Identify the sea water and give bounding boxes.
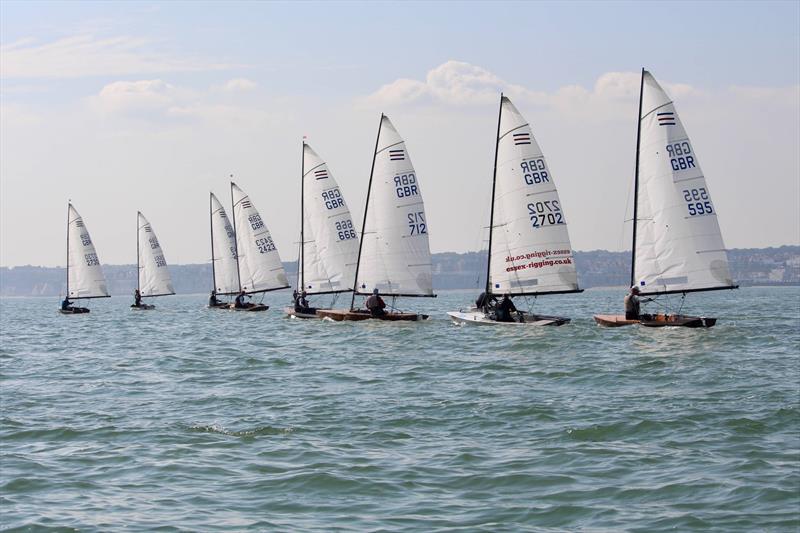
[1,287,798,531]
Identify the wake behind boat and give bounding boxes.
[60,203,110,314]
[317,114,436,322]
[447,95,581,327]
[592,69,737,328]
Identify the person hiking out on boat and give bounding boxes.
[475,291,498,313]
[234,290,250,309]
[624,286,653,320]
[365,288,386,317]
[294,290,316,314]
[133,289,142,308]
[61,296,73,312]
[496,294,518,322]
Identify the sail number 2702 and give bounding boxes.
[528,200,564,228]
[682,188,714,217]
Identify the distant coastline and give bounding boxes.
[1,246,798,297]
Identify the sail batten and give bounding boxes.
[67,204,109,299]
[137,212,174,297]
[231,183,289,294]
[632,70,734,295]
[354,115,435,297]
[487,96,580,295]
[298,143,359,294]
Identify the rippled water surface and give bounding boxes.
[1,287,798,531]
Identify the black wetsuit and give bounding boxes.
[496,297,517,322]
[365,294,386,317]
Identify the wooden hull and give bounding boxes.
[229,304,269,312]
[316,309,427,322]
[594,314,717,328]
[59,307,90,314]
[447,310,570,326]
[283,307,322,319]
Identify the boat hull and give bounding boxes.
[229,304,269,312]
[283,307,322,319]
[59,307,90,314]
[593,314,717,328]
[316,309,427,321]
[447,310,570,326]
[131,304,156,310]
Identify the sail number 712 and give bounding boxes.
[408,212,427,235]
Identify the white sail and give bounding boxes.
[299,143,359,294]
[137,212,174,297]
[488,96,579,295]
[67,204,109,298]
[634,71,734,294]
[231,183,289,293]
[210,192,240,295]
[356,116,434,296]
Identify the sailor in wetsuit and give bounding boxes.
[133,289,142,308]
[234,290,250,309]
[293,290,316,314]
[209,290,220,307]
[495,294,518,322]
[475,291,498,313]
[61,296,73,312]
[624,286,652,319]
[365,288,386,317]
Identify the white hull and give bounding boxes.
[283,307,321,319]
[447,310,569,327]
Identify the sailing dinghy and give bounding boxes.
[227,181,290,311]
[208,192,241,308]
[447,95,582,326]
[284,142,359,319]
[60,203,110,314]
[316,115,435,321]
[593,69,737,328]
[131,212,174,310]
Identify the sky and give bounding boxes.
[1,0,798,267]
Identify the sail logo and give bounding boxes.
[314,169,329,180]
[75,220,85,228]
[513,132,531,145]
[144,226,152,233]
[241,200,253,209]
[657,112,676,126]
[389,149,405,161]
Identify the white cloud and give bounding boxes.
[0,35,235,79]
[363,61,698,115]
[222,78,257,91]
[91,79,177,114]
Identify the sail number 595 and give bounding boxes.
[682,188,713,217]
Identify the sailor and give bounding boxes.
[234,290,249,309]
[133,289,142,308]
[495,293,517,322]
[475,291,498,313]
[209,290,220,307]
[294,290,316,314]
[365,288,386,318]
[61,296,73,312]
[624,286,651,319]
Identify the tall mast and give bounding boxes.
[66,203,70,298]
[630,68,645,288]
[300,139,306,292]
[136,212,141,293]
[485,94,504,296]
[230,178,242,292]
[209,193,217,292]
[350,114,383,311]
